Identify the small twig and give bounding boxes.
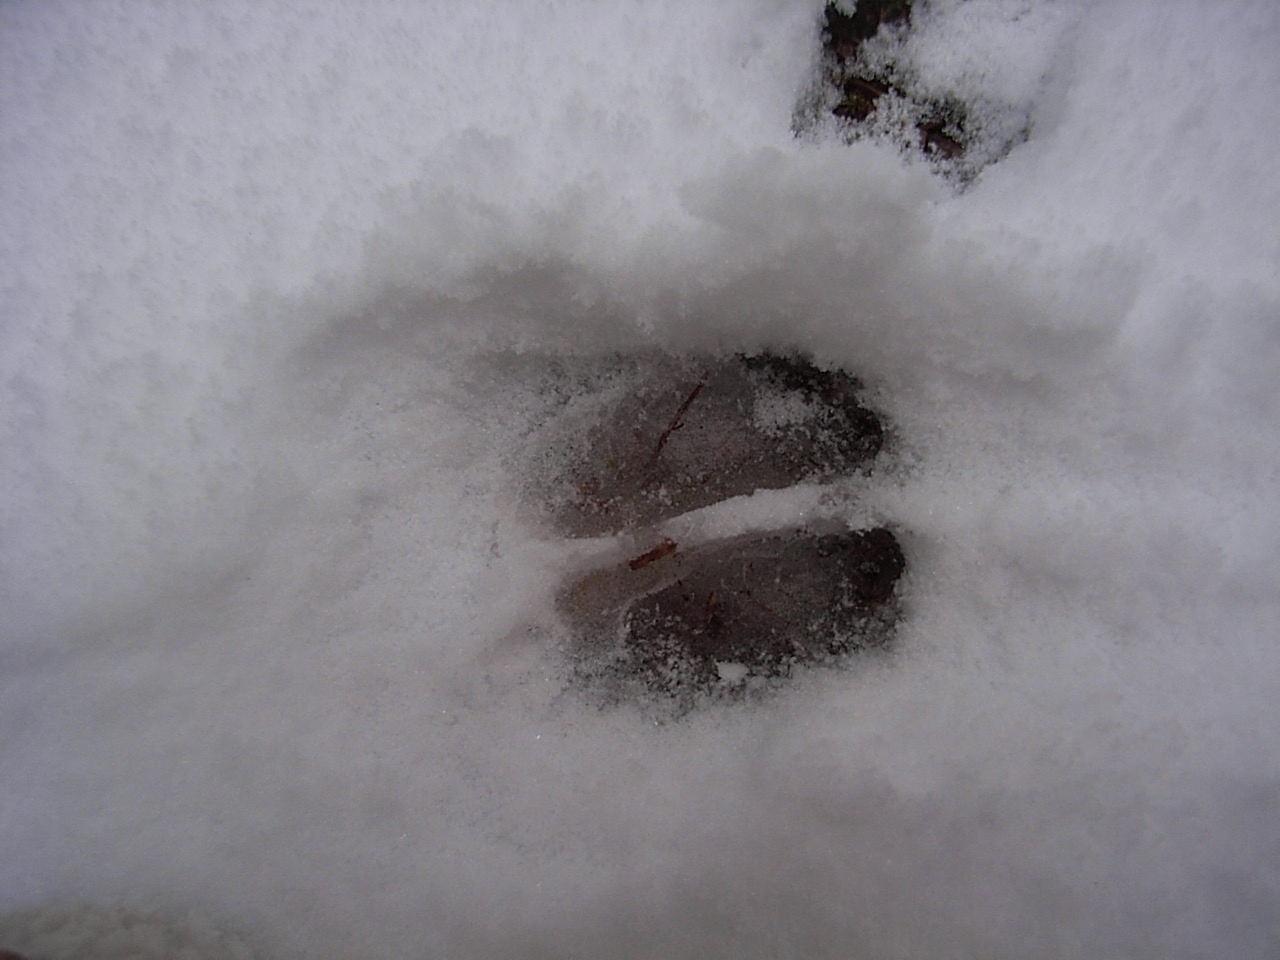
[647,382,703,466]
[629,538,678,571]
[704,590,718,624]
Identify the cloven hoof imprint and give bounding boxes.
[524,351,906,714]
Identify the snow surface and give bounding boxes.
[2,1,1278,958]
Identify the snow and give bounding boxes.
[2,1,1278,958]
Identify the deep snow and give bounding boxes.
[2,2,1278,958]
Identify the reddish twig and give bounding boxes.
[629,538,678,571]
[647,382,703,466]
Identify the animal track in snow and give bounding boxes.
[522,351,906,715]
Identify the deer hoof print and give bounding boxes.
[522,351,906,715]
